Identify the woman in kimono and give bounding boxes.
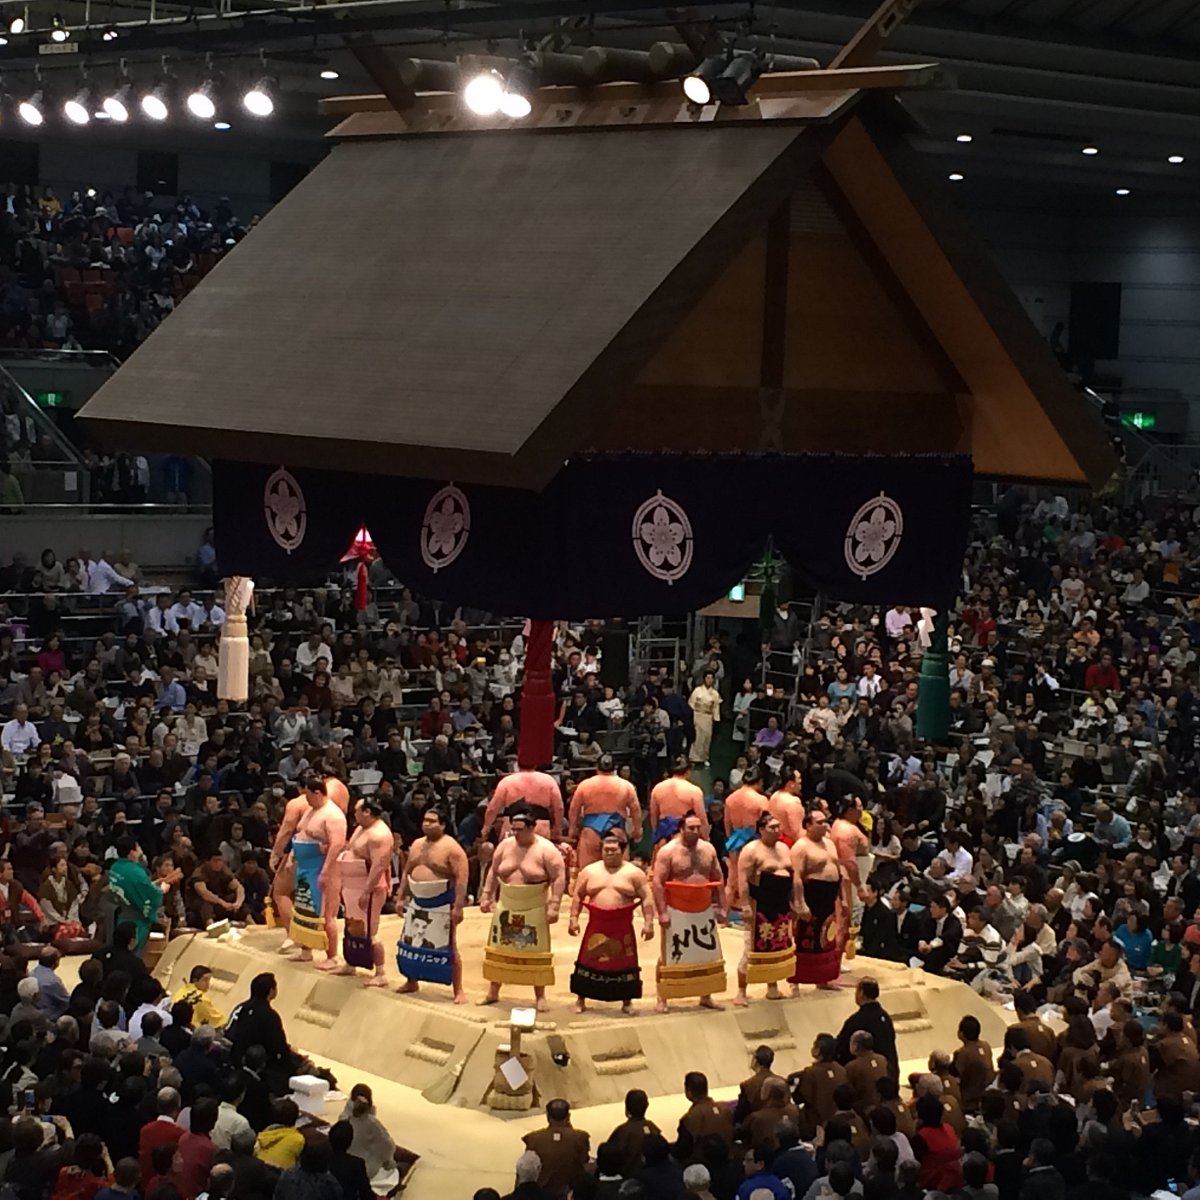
[688,671,721,767]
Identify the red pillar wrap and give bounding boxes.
[518,619,556,770]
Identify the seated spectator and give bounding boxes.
[255,1099,305,1171]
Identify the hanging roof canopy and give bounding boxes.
[80,70,1114,491]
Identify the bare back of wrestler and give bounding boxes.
[651,814,726,1013]
[768,775,805,846]
[397,808,469,1002]
[269,794,310,953]
[649,766,707,861]
[297,786,348,970]
[570,764,642,870]
[340,798,396,986]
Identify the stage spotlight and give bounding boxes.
[141,82,169,120]
[956,133,973,143]
[499,63,532,119]
[102,25,118,41]
[711,52,763,106]
[242,76,275,117]
[1168,154,1185,164]
[682,55,725,105]
[18,90,44,125]
[187,79,217,119]
[463,69,503,116]
[1081,146,1099,156]
[50,14,68,41]
[9,14,24,34]
[319,69,339,81]
[214,120,231,130]
[63,86,91,124]
[103,83,131,122]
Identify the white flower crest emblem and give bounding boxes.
[844,492,904,580]
[632,490,693,584]
[420,484,471,572]
[263,467,306,554]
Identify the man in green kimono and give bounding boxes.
[107,835,164,949]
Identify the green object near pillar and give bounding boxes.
[915,608,950,742]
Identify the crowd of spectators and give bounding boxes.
[0,484,1199,1199]
[1,183,254,359]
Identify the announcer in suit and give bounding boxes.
[913,894,962,976]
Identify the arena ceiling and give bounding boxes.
[1,0,1198,201]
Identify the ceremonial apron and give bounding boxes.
[337,854,376,969]
[397,878,456,985]
[745,872,795,985]
[656,880,726,1000]
[790,877,841,985]
[289,839,327,950]
[569,902,642,1002]
[483,881,555,987]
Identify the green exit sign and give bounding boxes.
[1121,410,1156,431]
[35,391,66,408]
[728,583,746,602]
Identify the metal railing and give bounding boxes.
[1123,443,1200,499]
[0,362,84,467]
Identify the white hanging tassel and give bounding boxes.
[217,575,255,702]
[916,606,938,650]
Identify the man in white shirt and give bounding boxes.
[884,606,911,640]
[1121,569,1150,607]
[937,831,974,887]
[857,664,882,700]
[948,654,974,694]
[145,594,177,638]
[295,633,332,677]
[84,552,135,595]
[168,589,207,630]
[1,702,40,761]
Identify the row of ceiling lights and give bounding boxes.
[460,49,767,119]
[7,59,340,127]
[945,132,1187,195]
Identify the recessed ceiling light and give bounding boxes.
[955,133,972,143]
[1082,146,1099,155]
[214,120,231,130]
[1115,187,1131,196]
[1168,154,1185,164]
[948,172,964,182]
[319,69,339,80]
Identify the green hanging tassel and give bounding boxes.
[915,607,950,742]
[758,544,776,635]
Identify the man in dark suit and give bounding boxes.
[915,895,962,976]
[859,881,900,961]
[835,977,898,1077]
[1166,853,1200,916]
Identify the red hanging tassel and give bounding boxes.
[340,526,377,613]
